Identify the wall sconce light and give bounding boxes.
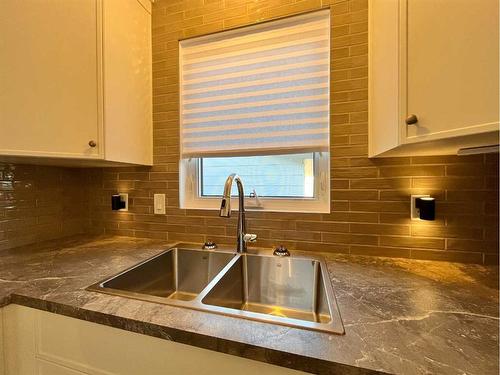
[416,197,435,220]
[112,193,128,211]
[411,195,435,221]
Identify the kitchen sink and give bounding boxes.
[87,244,344,334]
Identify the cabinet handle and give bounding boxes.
[88,140,97,148]
[406,114,418,125]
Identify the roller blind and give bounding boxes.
[179,9,330,158]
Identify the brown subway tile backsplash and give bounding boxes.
[0,164,88,250]
[82,0,497,264]
[0,0,497,264]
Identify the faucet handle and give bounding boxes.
[202,240,217,250]
[243,233,257,243]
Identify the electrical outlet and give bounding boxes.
[154,194,166,215]
[411,194,430,220]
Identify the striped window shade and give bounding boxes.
[179,9,330,158]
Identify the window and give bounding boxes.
[179,10,330,213]
[201,153,314,198]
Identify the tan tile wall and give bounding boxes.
[85,0,498,264]
[0,164,89,251]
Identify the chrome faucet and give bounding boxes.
[219,173,257,253]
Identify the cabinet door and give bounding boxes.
[4,305,303,375]
[103,0,153,165]
[405,0,499,143]
[0,308,4,375]
[0,0,102,159]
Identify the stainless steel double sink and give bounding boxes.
[87,244,344,334]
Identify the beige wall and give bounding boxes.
[0,164,88,251]
[1,0,498,264]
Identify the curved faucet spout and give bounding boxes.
[219,173,256,252]
[219,173,244,217]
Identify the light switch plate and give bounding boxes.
[411,194,430,220]
[154,194,166,215]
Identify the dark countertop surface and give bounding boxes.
[0,235,498,375]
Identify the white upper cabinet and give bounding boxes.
[369,0,499,157]
[0,0,153,166]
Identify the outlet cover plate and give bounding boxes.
[411,194,430,220]
[154,193,166,215]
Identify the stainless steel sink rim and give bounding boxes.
[87,243,345,335]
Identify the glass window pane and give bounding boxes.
[200,153,314,198]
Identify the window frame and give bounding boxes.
[179,152,330,213]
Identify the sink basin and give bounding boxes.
[202,254,332,324]
[89,247,235,303]
[88,244,344,334]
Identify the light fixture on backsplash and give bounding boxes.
[411,195,436,221]
[416,197,436,221]
[111,194,128,212]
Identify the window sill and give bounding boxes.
[181,197,330,214]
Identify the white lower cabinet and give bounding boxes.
[1,305,303,375]
[0,308,4,375]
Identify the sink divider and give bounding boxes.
[195,253,242,304]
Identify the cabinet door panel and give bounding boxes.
[4,305,304,375]
[406,0,499,142]
[0,0,101,158]
[0,308,4,375]
[103,0,153,165]
[37,360,86,375]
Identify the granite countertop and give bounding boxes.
[0,235,498,375]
